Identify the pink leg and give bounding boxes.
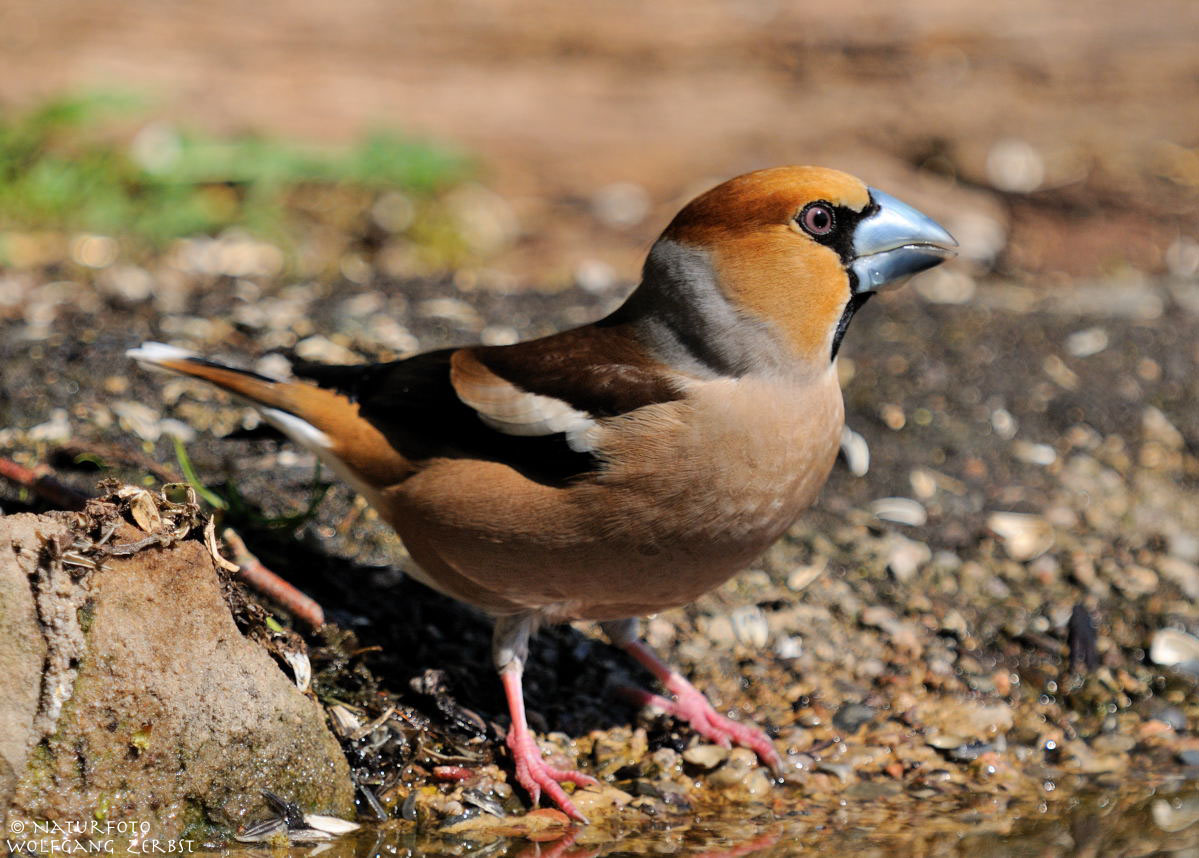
[501,667,598,822]
[619,639,783,772]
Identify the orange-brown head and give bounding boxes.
[626,166,955,375]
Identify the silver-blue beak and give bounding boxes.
[850,188,957,293]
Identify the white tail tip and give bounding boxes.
[126,341,199,366]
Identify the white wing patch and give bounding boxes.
[450,351,598,452]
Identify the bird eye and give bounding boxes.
[799,203,835,236]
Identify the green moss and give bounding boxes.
[178,797,227,843]
[77,600,96,634]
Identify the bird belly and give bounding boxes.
[387,371,844,621]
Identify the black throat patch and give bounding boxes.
[831,291,872,361]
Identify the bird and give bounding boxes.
[128,165,956,821]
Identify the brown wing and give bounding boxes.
[470,322,683,418]
[295,322,686,487]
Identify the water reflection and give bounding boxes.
[215,782,1199,858]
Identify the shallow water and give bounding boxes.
[184,781,1199,857]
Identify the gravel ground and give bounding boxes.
[2,232,1199,854]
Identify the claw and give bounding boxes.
[506,727,596,822]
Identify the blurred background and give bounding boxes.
[1,0,1196,287]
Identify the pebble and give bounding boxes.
[917,700,1013,741]
[1165,237,1199,279]
[986,138,1044,193]
[1158,557,1199,601]
[98,264,154,303]
[774,636,803,659]
[909,468,938,500]
[682,745,729,770]
[27,409,72,443]
[370,191,416,233]
[444,184,519,255]
[786,561,825,592]
[111,400,165,442]
[591,182,650,228]
[1011,440,1057,466]
[1149,629,1199,670]
[832,703,876,735]
[70,234,119,269]
[1142,407,1185,450]
[844,781,902,800]
[816,762,853,783]
[926,734,968,751]
[946,210,1007,267]
[1042,355,1080,390]
[991,408,1018,440]
[295,335,361,365]
[1065,326,1109,357]
[1153,797,1199,833]
[567,784,634,815]
[706,748,758,789]
[987,512,1054,561]
[839,425,870,476]
[480,325,520,346]
[1092,734,1136,755]
[870,497,928,527]
[886,534,932,582]
[417,297,484,331]
[729,605,770,649]
[575,259,621,294]
[913,268,976,304]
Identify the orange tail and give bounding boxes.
[127,343,410,491]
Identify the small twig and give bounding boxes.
[102,532,177,556]
[222,528,326,630]
[0,455,90,510]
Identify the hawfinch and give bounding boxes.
[129,166,956,821]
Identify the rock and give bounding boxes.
[1166,237,1199,279]
[914,699,1013,743]
[844,781,902,800]
[1143,406,1185,450]
[729,605,770,648]
[913,268,976,305]
[870,497,928,527]
[987,512,1054,561]
[833,703,876,735]
[1154,796,1199,833]
[886,534,931,582]
[786,561,826,592]
[1011,441,1057,466]
[986,138,1044,193]
[1159,557,1199,600]
[839,425,870,477]
[683,745,729,770]
[0,517,53,805]
[1091,733,1136,755]
[1150,629,1199,672]
[568,784,634,816]
[1065,327,1109,358]
[1,511,354,838]
[706,748,759,790]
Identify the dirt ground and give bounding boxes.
[2,2,1199,855]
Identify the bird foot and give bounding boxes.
[506,726,598,822]
[619,682,783,772]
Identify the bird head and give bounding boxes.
[634,166,956,375]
